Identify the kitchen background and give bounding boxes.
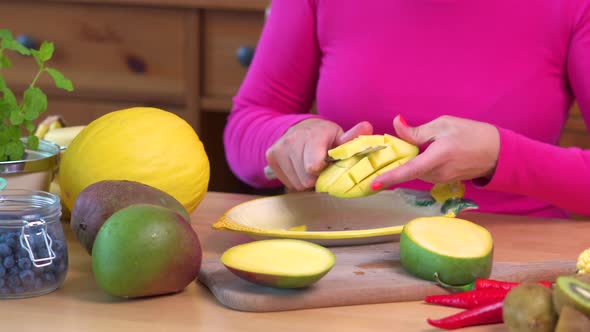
[1,0,588,195]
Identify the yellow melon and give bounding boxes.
[59,107,210,213]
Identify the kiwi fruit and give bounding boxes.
[503,282,557,332]
[553,276,590,317]
[555,305,590,332]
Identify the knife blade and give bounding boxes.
[263,145,386,180]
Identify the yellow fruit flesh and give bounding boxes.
[327,135,385,160]
[384,134,420,157]
[405,217,493,257]
[221,240,335,276]
[315,155,363,192]
[345,156,412,197]
[317,134,418,198]
[348,157,375,183]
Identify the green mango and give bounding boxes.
[92,204,202,298]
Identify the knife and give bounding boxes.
[263,145,386,180]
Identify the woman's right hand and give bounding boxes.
[265,118,374,191]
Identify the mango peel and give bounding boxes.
[316,134,419,198]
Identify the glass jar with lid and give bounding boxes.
[0,189,68,298]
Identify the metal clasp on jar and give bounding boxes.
[19,219,56,268]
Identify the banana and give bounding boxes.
[34,115,66,139]
[44,126,86,149]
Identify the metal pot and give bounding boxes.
[0,139,60,191]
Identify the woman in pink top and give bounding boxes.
[223,0,590,218]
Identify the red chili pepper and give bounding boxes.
[433,273,553,292]
[426,300,504,330]
[475,279,552,291]
[424,289,509,309]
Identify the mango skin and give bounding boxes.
[224,266,332,289]
[71,180,190,255]
[92,204,202,298]
[399,219,493,285]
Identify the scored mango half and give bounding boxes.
[316,134,419,198]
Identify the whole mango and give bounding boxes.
[92,204,202,298]
[71,180,191,254]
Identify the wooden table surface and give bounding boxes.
[1,191,589,332]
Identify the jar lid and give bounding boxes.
[0,190,61,225]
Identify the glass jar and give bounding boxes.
[0,190,67,298]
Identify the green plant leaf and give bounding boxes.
[23,119,35,133]
[10,110,24,125]
[0,101,11,119]
[38,41,54,62]
[1,39,31,56]
[0,29,14,41]
[1,86,18,109]
[45,68,74,91]
[27,134,39,150]
[0,53,10,69]
[22,86,47,120]
[5,140,25,161]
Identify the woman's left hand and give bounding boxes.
[371,115,500,190]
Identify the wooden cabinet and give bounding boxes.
[0,0,271,194]
[1,0,589,195]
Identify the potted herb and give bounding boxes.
[0,29,73,191]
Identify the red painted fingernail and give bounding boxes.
[398,115,409,127]
[371,182,383,191]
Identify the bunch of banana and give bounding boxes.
[35,116,86,220]
[35,115,86,150]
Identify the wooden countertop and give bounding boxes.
[2,191,589,332]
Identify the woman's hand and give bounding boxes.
[371,115,500,190]
[266,118,373,191]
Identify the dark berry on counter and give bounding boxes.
[42,272,55,283]
[5,238,17,251]
[12,286,24,293]
[0,243,11,257]
[3,256,14,269]
[7,274,20,288]
[0,288,9,295]
[19,270,35,288]
[18,257,32,270]
[53,240,66,253]
[0,265,5,278]
[8,267,19,276]
[34,278,42,290]
[16,248,29,259]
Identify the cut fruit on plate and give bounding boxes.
[221,239,336,288]
[212,189,477,246]
[400,216,494,285]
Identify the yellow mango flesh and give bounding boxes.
[317,134,418,198]
[221,239,335,288]
[327,135,385,160]
[315,155,363,192]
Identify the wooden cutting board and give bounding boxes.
[198,241,577,312]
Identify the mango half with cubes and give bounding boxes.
[316,134,419,198]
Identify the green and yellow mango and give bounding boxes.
[316,134,419,198]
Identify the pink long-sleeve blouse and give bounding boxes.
[223,0,590,218]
